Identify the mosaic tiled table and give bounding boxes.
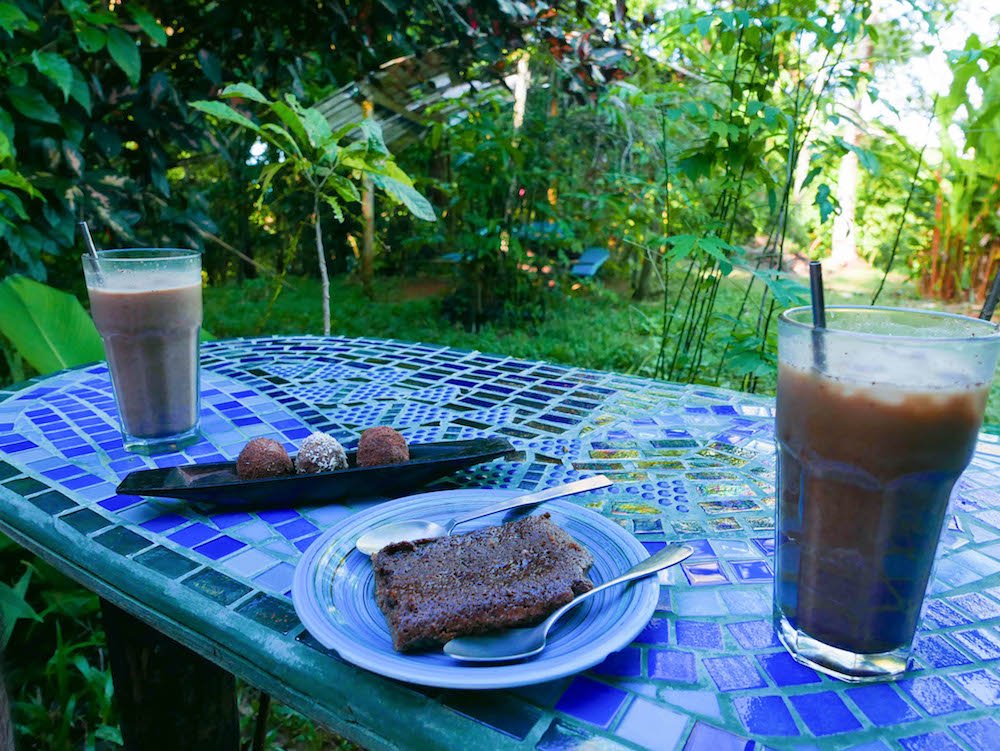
[1,335,1000,751]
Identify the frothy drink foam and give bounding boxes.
[88,271,201,438]
[775,362,987,653]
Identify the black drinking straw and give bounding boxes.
[809,261,827,371]
[980,268,1000,321]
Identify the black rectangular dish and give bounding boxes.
[116,437,515,508]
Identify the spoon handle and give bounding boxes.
[541,543,694,636]
[450,475,612,528]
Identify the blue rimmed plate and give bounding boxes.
[292,488,658,689]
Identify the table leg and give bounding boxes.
[101,600,240,751]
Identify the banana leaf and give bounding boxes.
[0,274,104,375]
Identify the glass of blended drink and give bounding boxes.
[82,249,203,455]
[774,306,1000,682]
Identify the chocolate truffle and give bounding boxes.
[357,426,409,467]
[296,431,349,474]
[236,437,294,480]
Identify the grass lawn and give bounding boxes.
[205,265,1000,424]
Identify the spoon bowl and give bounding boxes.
[356,519,450,552]
[354,475,611,556]
[443,543,693,662]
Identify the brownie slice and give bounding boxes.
[372,513,594,652]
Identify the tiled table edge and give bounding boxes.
[3,339,998,749]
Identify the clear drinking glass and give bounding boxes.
[774,305,1000,681]
[82,249,203,455]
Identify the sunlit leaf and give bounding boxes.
[0,169,39,197]
[370,173,436,221]
[0,275,105,373]
[190,100,260,132]
[270,101,310,149]
[220,82,268,104]
[328,174,360,204]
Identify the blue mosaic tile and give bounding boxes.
[897,732,964,751]
[141,513,188,533]
[951,628,1000,660]
[703,656,766,691]
[845,684,920,726]
[258,508,299,525]
[899,676,974,715]
[554,677,628,728]
[210,511,253,529]
[789,692,863,736]
[648,650,697,683]
[636,617,670,645]
[592,648,642,677]
[255,562,296,593]
[682,561,730,586]
[727,620,781,649]
[235,593,300,633]
[914,634,974,668]
[951,669,1000,705]
[756,652,821,686]
[442,691,541,741]
[924,599,972,628]
[535,719,632,751]
[675,621,722,649]
[275,517,318,540]
[949,592,1000,620]
[730,560,772,582]
[615,697,689,750]
[194,535,245,560]
[169,523,218,547]
[682,721,753,751]
[732,695,799,736]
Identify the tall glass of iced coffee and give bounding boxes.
[83,249,203,455]
[774,306,1000,681]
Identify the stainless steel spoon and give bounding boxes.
[354,475,612,556]
[443,542,694,662]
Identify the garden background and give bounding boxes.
[0,0,997,747]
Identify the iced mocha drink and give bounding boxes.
[83,249,202,454]
[773,306,1000,681]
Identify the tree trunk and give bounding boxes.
[633,249,662,301]
[361,176,375,299]
[314,195,331,335]
[831,140,859,266]
[239,212,257,280]
[830,32,875,267]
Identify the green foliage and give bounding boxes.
[0,0,203,282]
[918,36,1000,301]
[193,84,435,223]
[191,83,434,332]
[0,275,104,373]
[0,563,41,649]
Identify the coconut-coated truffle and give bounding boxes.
[236,437,294,480]
[296,431,349,474]
[356,426,409,467]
